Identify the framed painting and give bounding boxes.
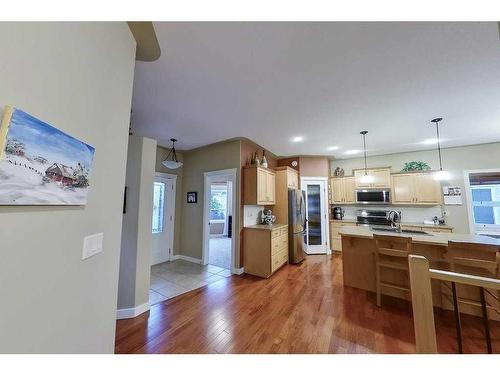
[187,191,197,204]
[0,106,96,205]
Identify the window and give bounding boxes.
[152,182,165,234]
[467,171,500,232]
[210,184,227,221]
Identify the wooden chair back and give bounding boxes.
[447,241,500,279]
[373,234,413,259]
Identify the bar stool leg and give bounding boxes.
[479,287,492,354]
[451,282,463,354]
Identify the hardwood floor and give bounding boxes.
[115,254,499,354]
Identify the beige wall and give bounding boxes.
[300,156,329,177]
[330,142,500,233]
[180,140,241,265]
[118,136,157,311]
[0,23,136,352]
[155,146,183,255]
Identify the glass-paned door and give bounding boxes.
[151,177,175,265]
[302,179,328,254]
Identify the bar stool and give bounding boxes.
[373,234,413,307]
[443,241,500,353]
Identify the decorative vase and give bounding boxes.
[261,208,276,225]
[262,150,268,168]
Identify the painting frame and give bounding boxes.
[187,191,197,204]
[0,105,96,206]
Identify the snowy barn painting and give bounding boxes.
[0,106,95,205]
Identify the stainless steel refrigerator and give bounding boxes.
[288,189,307,264]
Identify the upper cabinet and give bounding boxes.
[273,167,300,223]
[244,166,276,205]
[329,176,355,204]
[391,172,442,205]
[354,168,391,189]
[286,168,299,189]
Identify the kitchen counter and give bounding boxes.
[340,225,500,321]
[339,225,500,247]
[244,223,287,231]
[330,218,453,231]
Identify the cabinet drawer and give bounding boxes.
[279,227,288,236]
[271,229,280,239]
[330,224,342,237]
[271,234,288,254]
[271,248,288,272]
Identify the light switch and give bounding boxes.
[82,233,104,260]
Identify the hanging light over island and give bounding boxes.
[430,118,450,181]
[359,130,374,184]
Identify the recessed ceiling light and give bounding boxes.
[344,149,360,155]
[327,146,339,151]
[291,136,304,143]
[421,138,438,145]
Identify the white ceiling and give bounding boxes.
[131,22,500,159]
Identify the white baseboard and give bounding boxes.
[173,254,202,264]
[232,267,244,275]
[116,301,150,320]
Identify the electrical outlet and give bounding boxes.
[82,233,103,260]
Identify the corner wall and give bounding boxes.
[0,23,136,353]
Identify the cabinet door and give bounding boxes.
[343,177,356,203]
[331,178,344,203]
[354,170,373,188]
[266,171,276,204]
[371,169,391,188]
[257,168,268,204]
[413,173,441,205]
[391,174,414,204]
[287,169,298,189]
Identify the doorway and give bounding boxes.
[202,168,237,272]
[301,178,329,254]
[151,173,176,265]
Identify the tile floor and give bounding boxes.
[208,236,231,270]
[149,259,231,306]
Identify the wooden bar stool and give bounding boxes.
[443,241,500,353]
[373,234,413,307]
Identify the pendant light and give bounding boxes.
[162,138,183,169]
[430,118,450,181]
[359,130,374,184]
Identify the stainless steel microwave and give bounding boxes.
[355,189,391,204]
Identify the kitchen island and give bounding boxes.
[339,225,500,319]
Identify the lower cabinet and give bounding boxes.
[401,224,453,233]
[244,225,289,278]
[330,221,357,252]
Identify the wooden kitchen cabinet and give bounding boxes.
[244,224,288,278]
[391,172,442,205]
[354,168,391,188]
[329,176,355,204]
[273,167,300,223]
[330,220,357,252]
[244,166,276,205]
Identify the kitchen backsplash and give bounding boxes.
[244,205,264,226]
[335,205,443,224]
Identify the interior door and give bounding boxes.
[151,177,175,265]
[302,180,328,254]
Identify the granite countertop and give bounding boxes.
[339,225,500,247]
[244,223,288,231]
[329,218,453,230]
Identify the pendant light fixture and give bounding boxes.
[430,118,450,181]
[359,130,374,184]
[162,138,183,169]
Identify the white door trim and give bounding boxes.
[202,168,238,272]
[152,173,177,264]
[301,177,330,254]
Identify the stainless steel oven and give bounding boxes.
[355,189,391,204]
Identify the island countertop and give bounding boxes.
[339,225,500,248]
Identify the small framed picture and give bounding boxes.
[187,191,197,204]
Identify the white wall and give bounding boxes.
[118,136,156,312]
[330,142,500,233]
[0,23,136,353]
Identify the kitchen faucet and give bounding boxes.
[387,210,402,233]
